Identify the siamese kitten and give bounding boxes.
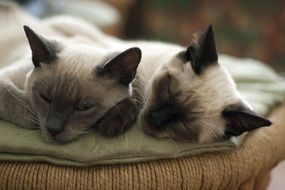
[0,3,142,144]
[0,5,141,143]
[46,16,272,142]
[140,26,272,142]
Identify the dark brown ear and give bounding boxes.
[23,25,58,67]
[185,25,218,74]
[223,105,272,136]
[96,47,141,86]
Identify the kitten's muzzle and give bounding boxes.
[46,109,69,138]
[46,118,65,137]
[147,102,181,127]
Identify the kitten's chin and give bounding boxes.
[141,117,226,143]
[40,130,81,144]
[51,136,77,144]
[140,116,167,137]
[140,117,190,141]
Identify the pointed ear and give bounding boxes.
[23,25,58,67]
[185,25,218,74]
[223,105,272,136]
[96,47,141,86]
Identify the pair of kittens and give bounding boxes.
[0,3,271,143]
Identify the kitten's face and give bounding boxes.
[23,26,141,143]
[140,26,271,143]
[141,57,239,143]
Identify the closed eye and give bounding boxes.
[74,102,94,112]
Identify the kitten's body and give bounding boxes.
[0,3,141,142]
[46,16,271,142]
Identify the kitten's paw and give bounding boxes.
[96,98,138,137]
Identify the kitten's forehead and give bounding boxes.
[58,44,111,68]
[161,56,195,80]
[49,75,81,102]
[46,44,114,81]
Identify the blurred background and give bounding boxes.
[13,0,285,73]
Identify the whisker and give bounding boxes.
[26,117,40,125]
[207,125,224,142]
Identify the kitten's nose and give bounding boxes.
[147,103,180,127]
[46,119,65,137]
[47,126,64,136]
[148,111,169,126]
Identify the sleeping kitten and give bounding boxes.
[46,16,272,142]
[0,1,141,142]
[140,26,272,142]
[0,4,141,143]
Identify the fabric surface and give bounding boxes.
[0,55,284,166]
[221,55,285,115]
[0,104,285,190]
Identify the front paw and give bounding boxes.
[96,98,138,137]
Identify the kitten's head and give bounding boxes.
[141,25,271,143]
[23,26,141,143]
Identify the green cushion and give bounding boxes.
[0,55,284,166]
